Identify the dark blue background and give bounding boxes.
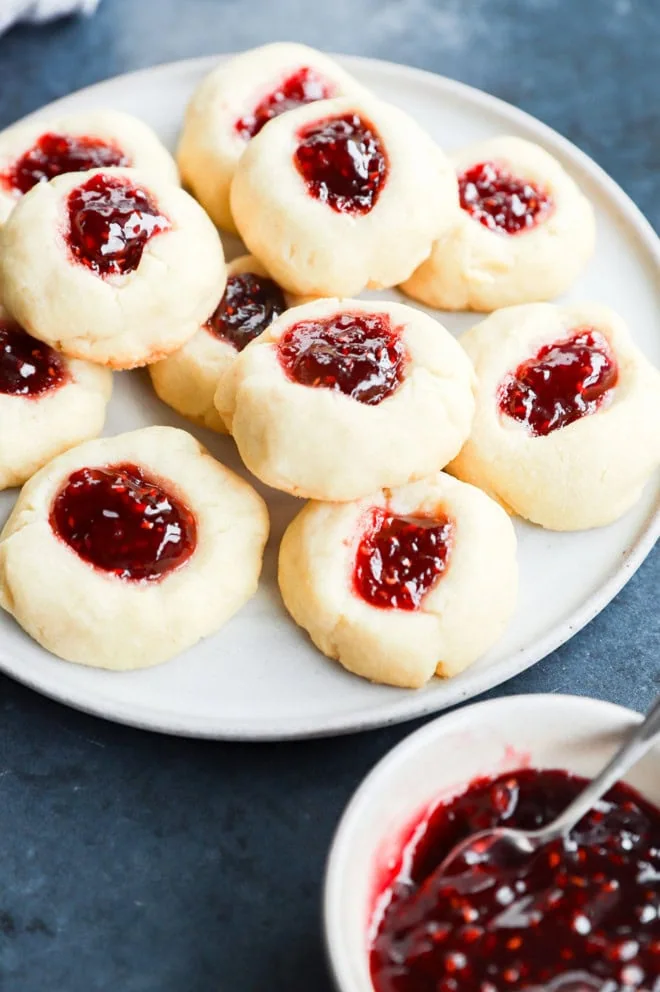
[0,2,658,989]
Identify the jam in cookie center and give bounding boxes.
[235,67,335,140]
[1,132,129,196]
[459,160,552,234]
[206,272,286,351]
[294,112,388,214]
[66,174,171,277]
[278,311,406,405]
[50,463,197,581]
[499,328,618,436]
[0,319,69,397]
[354,507,453,610]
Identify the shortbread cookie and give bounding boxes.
[150,255,289,433]
[178,43,366,233]
[0,167,224,369]
[0,426,269,670]
[230,95,458,297]
[401,136,595,312]
[215,298,476,501]
[449,303,660,530]
[0,109,178,223]
[0,306,112,489]
[279,472,517,688]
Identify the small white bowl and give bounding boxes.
[323,693,660,992]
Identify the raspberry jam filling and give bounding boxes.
[49,463,197,581]
[1,132,129,196]
[206,272,286,352]
[370,768,660,992]
[294,112,388,214]
[459,161,552,234]
[277,311,406,405]
[66,174,171,276]
[0,319,69,397]
[354,507,453,610]
[235,66,335,140]
[499,329,618,436]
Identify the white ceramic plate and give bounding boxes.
[324,694,660,992]
[0,56,657,739]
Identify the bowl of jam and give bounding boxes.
[324,694,660,992]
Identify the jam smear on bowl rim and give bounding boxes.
[0,319,69,397]
[66,173,171,277]
[1,132,129,196]
[459,160,553,235]
[293,112,388,214]
[277,311,406,405]
[49,462,197,582]
[354,507,454,611]
[370,767,660,992]
[235,66,335,140]
[499,328,618,436]
[206,272,286,352]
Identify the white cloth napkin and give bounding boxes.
[0,0,99,35]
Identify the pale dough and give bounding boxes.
[449,302,660,530]
[0,109,179,223]
[230,94,459,297]
[149,255,292,434]
[0,166,225,369]
[0,305,112,490]
[215,297,476,501]
[279,472,518,689]
[0,426,269,670]
[401,136,596,312]
[177,43,367,233]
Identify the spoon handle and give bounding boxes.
[541,694,660,842]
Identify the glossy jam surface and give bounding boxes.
[459,161,552,234]
[370,768,660,992]
[1,132,129,196]
[0,319,69,397]
[50,463,197,581]
[206,272,286,351]
[278,311,406,405]
[354,508,453,611]
[499,329,618,436]
[235,66,335,140]
[294,112,388,214]
[67,174,170,276]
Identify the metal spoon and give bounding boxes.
[437,693,660,877]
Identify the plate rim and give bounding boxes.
[0,52,658,740]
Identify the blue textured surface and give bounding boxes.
[0,2,658,989]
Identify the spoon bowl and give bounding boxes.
[324,694,660,992]
[436,693,660,881]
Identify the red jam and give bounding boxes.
[277,311,406,405]
[206,272,286,351]
[499,329,618,436]
[459,161,552,234]
[370,768,660,992]
[66,174,170,276]
[354,508,453,610]
[1,132,129,196]
[0,319,69,397]
[293,112,388,214]
[49,463,197,581]
[235,67,335,140]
